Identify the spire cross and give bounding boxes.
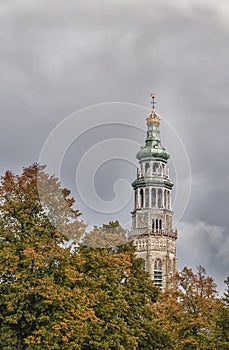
[150,94,156,110]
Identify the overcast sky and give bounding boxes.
[1,0,229,293]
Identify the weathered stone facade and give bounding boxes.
[131,97,177,291]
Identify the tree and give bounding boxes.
[223,277,229,305]
[152,266,219,349]
[0,166,165,349]
[83,220,129,248]
[211,277,229,349]
[0,164,95,349]
[77,241,166,350]
[2,164,227,350]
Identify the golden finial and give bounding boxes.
[147,93,160,125]
[150,93,156,112]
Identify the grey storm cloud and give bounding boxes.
[0,0,229,291]
[177,221,229,294]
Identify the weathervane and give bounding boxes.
[150,93,156,110]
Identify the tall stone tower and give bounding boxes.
[131,95,177,291]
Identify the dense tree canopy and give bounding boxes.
[82,220,129,248]
[0,164,93,349]
[152,266,229,349]
[0,165,162,349]
[77,243,167,349]
[0,164,228,349]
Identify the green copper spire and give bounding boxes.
[136,95,170,162]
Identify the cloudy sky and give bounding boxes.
[1,0,229,292]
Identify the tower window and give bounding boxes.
[158,188,162,208]
[140,189,144,208]
[164,190,167,208]
[168,191,170,210]
[151,188,156,207]
[153,219,162,231]
[145,162,150,177]
[154,259,162,270]
[159,219,162,230]
[154,259,162,289]
[135,190,138,208]
[153,162,159,174]
[145,188,149,207]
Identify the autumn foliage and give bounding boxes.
[0,164,228,349]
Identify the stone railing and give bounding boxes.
[133,228,178,239]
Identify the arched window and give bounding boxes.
[145,188,149,207]
[135,190,138,208]
[154,259,162,270]
[159,219,162,230]
[145,162,150,177]
[154,259,162,289]
[152,219,154,230]
[158,188,162,208]
[158,163,162,176]
[151,188,156,208]
[156,219,158,230]
[168,191,170,210]
[140,189,144,208]
[164,190,167,208]
[153,162,159,174]
[162,164,165,176]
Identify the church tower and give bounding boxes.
[131,95,178,291]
